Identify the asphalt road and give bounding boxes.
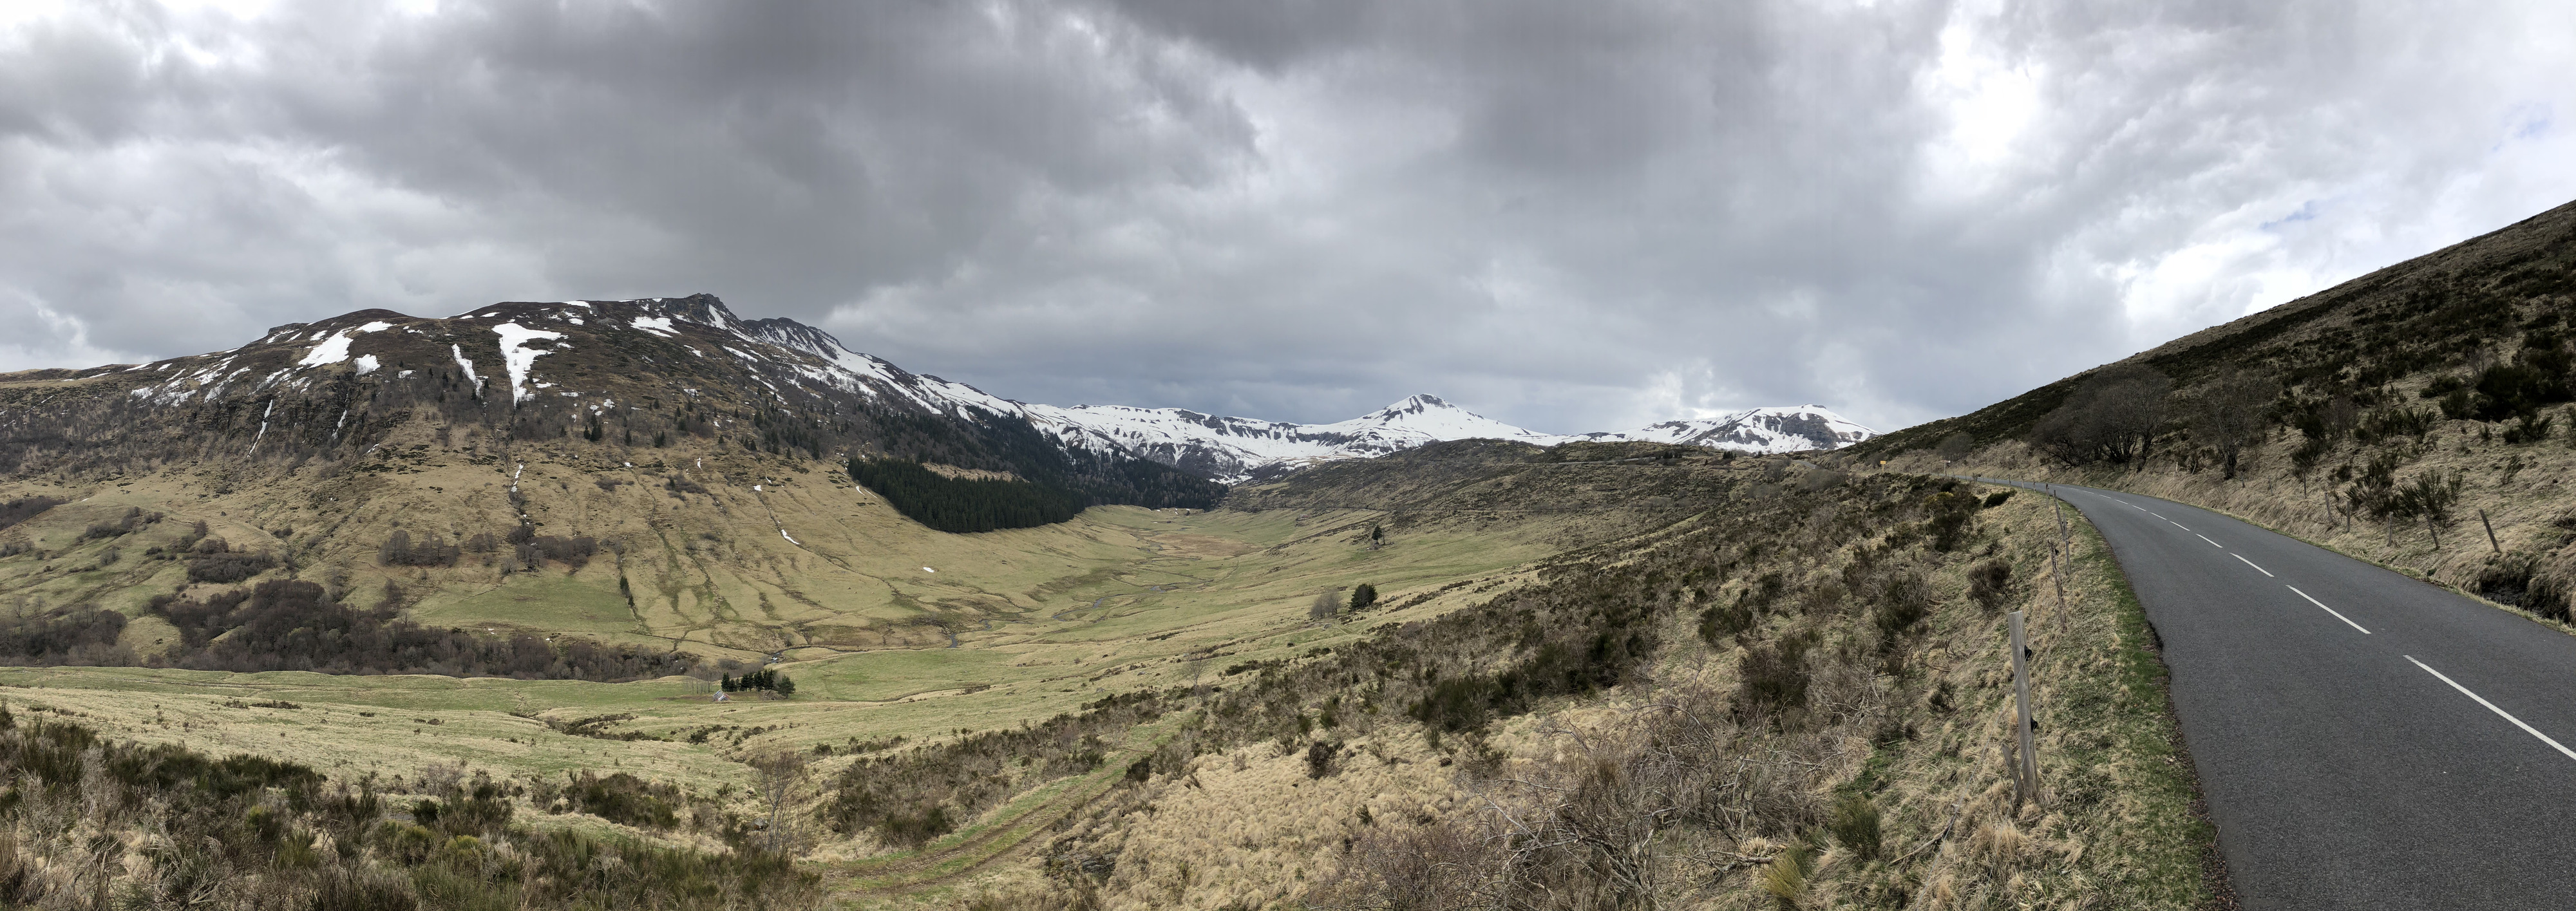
[1978,479,2576,910]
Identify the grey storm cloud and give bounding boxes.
[3,0,2573,434]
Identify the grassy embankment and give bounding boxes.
[1890,420,2576,638]
[889,470,2218,910]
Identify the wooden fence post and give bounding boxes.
[2011,610,2040,808]
[2052,494,2075,634]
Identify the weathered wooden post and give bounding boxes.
[2480,509,2501,554]
[2010,610,2040,807]
[2051,494,2076,632]
[2049,542,2070,632]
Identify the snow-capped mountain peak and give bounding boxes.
[1319,394,1558,444]
[1020,395,1873,484]
[1559,405,1874,454]
[53,291,1871,489]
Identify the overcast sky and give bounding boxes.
[5,1,2573,434]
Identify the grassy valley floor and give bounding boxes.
[0,449,2220,908]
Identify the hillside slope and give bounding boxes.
[1868,195,2576,633]
[0,296,1239,672]
[848,451,2215,908]
[1859,197,2576,457]
[0,294,1223,511]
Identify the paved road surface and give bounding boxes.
[1979,480,2576,910]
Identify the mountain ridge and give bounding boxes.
[1,294,1226,512]
[7,296,1873,486]
[1021,394,1873,482]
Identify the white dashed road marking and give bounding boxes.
[2287,585,2371,634]
[2407,656,2576,762]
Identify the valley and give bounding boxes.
[0,422,2224,908]
[10,196,2571,908]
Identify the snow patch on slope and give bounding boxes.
[1025,396,1877,482]
[491,323,565,404]
[451,344,484,394]
[1562,406,1875,453]
[294,321,393,368]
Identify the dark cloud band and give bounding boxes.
[3,0,2570,433]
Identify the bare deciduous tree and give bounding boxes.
[1310,592,1340,624]
[2029,365,2173,467]
[750,751,810,854]
[2190,368,2279,480]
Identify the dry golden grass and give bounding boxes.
[1899,409,2576,637]
[0,437,2219,908]
[871,481,2211,910]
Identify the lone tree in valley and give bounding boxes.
[1310,592,1340,623]
[750,751,810,854]
[1349,583,1378,612]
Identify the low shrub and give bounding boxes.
[1736,632,1815,717]
[0,496,66,531]
[186,550,276,583]
[1305,740,1340,779]
[0,605,131,666]
[146,581,691,681]
[81,507,156,540]
[378,530,460,567]
[1829,793,1882,859]
[567,772,680,829]
[1967,559,2014,611]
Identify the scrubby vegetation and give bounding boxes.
[0,496,64,531]
[143,580,690,681]
[848,458,1082,532]
[185,547,277,584]
[1863,199,2576,460]
[564,771,685,830]
[0,709,815,909]
[820,691,1172,847]
[1870,198,2576,625]
[837,469,2212,908]
[0,603,131,666]
[378,529,461,567]
[79,506,159,541]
